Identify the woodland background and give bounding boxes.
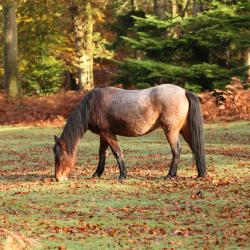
[0,0,249,94]
[0,0,250,124]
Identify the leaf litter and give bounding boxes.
[0,120,249,248]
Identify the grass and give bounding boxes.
[0,121,249,249]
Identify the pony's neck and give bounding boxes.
[61,125,86,156]
[70,138,80,164]
[60,90,93,155]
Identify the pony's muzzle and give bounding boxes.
[55,175,69,182]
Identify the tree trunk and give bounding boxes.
[165,0,172,15]
[69,0,94,91]
[181,0,191,18]
[131,0,139,11]
[245,48,250,79]
[172,0,178,17]
[193,0,198,16]
[3,0,20,98]
[153,0,165,19]
[198,0,204,12]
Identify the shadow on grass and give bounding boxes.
[78,174,202,182]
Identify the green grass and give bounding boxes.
[0,121,249,249]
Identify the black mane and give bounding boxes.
[60,90,95,154]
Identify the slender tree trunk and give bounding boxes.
[181,0,191,18]
[3,0,20,98]
[69,0,94,91]
[84,2,94,90]
[153,0,165,19]
[131,0,139,11]
[245,48,250,79]
[198,0,204,12]
[172,0,178,17]
[165,0,172,15]
[193,0,198,16]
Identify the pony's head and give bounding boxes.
[53,135,74,181]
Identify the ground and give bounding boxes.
[0,121,249,249]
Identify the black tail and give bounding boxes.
[185,91,207,177]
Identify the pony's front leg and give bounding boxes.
[92,138,108,178]
[112,150,127,180]
[100,132,127,180]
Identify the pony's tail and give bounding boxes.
[185,91,207,177]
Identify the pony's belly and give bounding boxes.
[109,117,160,137]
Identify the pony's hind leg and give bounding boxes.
[100,132,127,180]
[92,137,109,178]
[181,121,206,177]
[163,130,181,179]
[180,124,195,167]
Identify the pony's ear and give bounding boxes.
[54,135,60,145]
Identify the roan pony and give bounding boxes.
[53,84,206,181]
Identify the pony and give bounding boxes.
[53,84,206,181]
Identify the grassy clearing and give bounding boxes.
[0,121,249,249]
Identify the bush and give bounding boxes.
[22,55,65,95]
[136,83,152,89]
[117,59,243,90]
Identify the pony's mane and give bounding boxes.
[60,91,95,154]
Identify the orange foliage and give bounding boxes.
[199,78,250,121]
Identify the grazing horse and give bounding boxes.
[53,84,206,181]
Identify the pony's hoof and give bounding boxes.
[92,173,101,179]
[197,174,207,179]
[118,175,127,180]
[164,174,176,180]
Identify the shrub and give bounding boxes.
[22,55,65,95]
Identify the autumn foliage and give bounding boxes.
[200,78,250,121]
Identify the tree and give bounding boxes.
[131,0,139,11]
[69,0,94,91]
[0,0,114,94]
[153,0,165,19]
[245,48,250,79]
[172,0,178,17]
[117,1,250,91]
[17,0,67,94]
[181,0,191,18]
[2,0,20,98]
[192,0,198,16]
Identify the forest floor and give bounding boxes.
[0,121,249,249]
